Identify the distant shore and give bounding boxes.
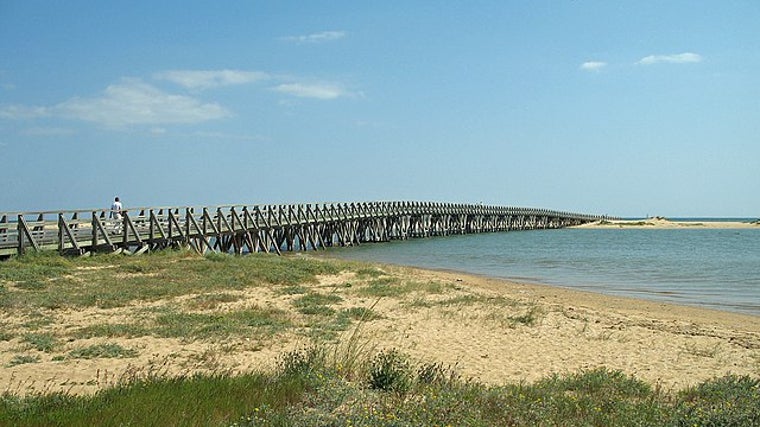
[574,217,759,229]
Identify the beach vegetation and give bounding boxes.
[355,266,386,278]
[508,304,543,326]
[152,307,292,341]
[293,292,342,316]
[368,348,413,394]
[71,323,148,339]
[1,250,758,426]
[68,343,138,360]
[21,333,57,353]
[1,348,757,426]
[6,355,40,367]
[340,306,382,321]
[356,277,449,299]
[621,221,654,226]
[185,292,243,310]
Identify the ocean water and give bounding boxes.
[326,228,760,315]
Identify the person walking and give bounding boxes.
[110,197,123,233]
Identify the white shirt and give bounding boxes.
[110,201,123,219]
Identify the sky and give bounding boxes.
[1,1,758,217]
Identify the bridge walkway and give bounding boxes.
[0,201,607,258]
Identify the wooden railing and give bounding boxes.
[0,201,610,257]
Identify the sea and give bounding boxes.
[325,221,760,316]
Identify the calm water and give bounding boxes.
[327,228,760,315]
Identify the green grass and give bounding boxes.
[6,354,40,367]
[21,333,57,353]
[0,250,758,426]
[68,343,138,360]
[355,277,449,298]
[0,250,343,311]
[153,307,292,341]
[185,292,243,310]
[292,293,343,316]
[1,347,757,426]
[0,251,74,286]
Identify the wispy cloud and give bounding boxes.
[1,78,230,128]
[1,68,359,131]
[273,82,353,100]
[0,104,48,120]
[282,30,346,44]
[190,130,269,142]
[580,61,607,72]
[154,69,270,90]
[637,52,703,65]
[57,79,230,127]
[20,127,75,137]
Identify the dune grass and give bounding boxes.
[0,250,758,426]
[1,345,757,426]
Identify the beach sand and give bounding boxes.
[575,217,759,229]
[1,260,758,396]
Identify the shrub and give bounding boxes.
[277,347,326,379]
[673,375,760,426]
[417,361,461,387]
[368,348,412,395]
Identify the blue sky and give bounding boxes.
[1,1,758,217]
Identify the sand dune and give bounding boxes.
[1,262,758,395]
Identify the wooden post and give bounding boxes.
[17,215,39,255]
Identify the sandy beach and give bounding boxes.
[2,256,758,397]
[575,217,759,229]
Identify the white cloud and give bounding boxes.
[283,30,346,44]
[637,52,703,65]
[580,61,607,72]
[273,82,351,100]
[154,69,270,90]
[56,79,231,127]
[1,79,231,128]
[0,104,48,120]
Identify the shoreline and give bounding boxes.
[352,262,760,390]
[320,254,759,325]
[320,252,759,318]
[574,217,759,229]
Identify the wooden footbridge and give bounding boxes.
[0,201,607,258]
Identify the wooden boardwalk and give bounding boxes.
[0,201,608,258]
